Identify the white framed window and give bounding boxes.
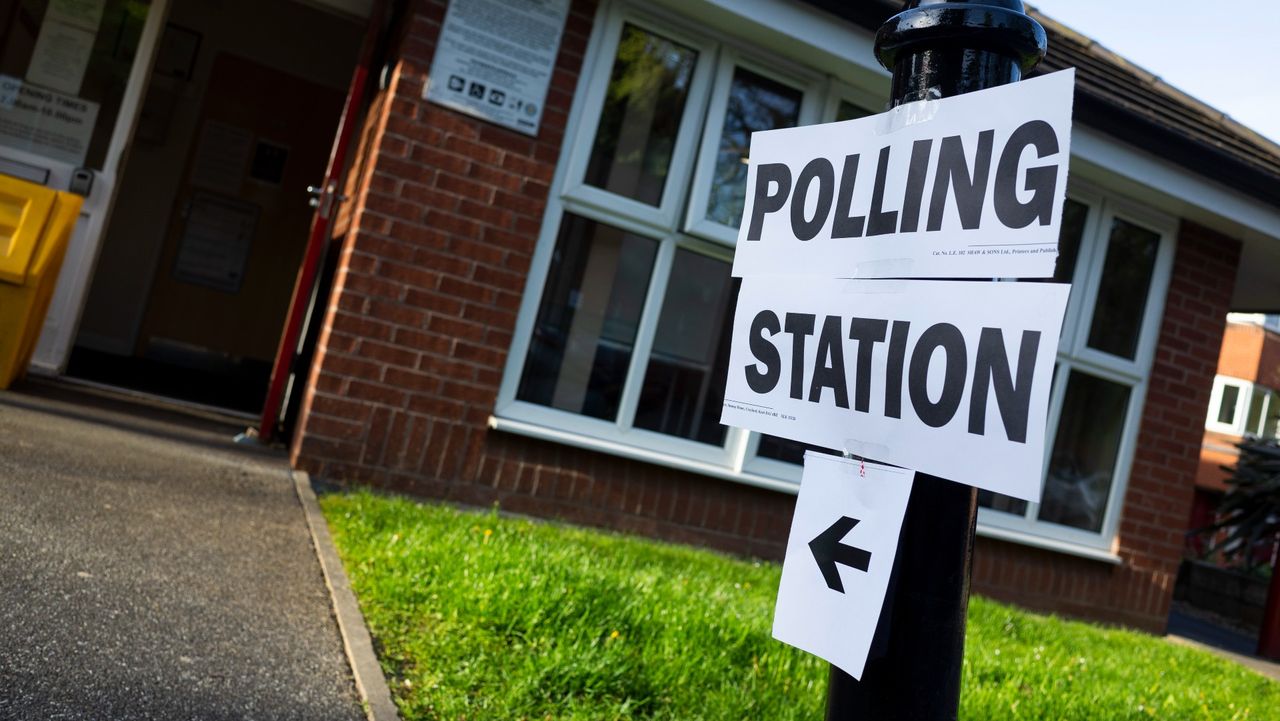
[495,1,877,488]
[974,187,1177,551]
[1206,375,1280,438]
[682,47,824,244]
[1207,376,1249,434]
[494,0,1178,558]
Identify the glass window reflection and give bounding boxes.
[634,253,736,444]
[704,67,802,228]
[585,24,698,206]
[1038,371,1130,532]
[517,215,657,421]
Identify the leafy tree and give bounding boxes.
[1201,439,1280,573]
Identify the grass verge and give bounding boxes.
[320,490,1279,721]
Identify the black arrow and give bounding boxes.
[808,516,872,593]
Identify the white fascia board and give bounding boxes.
[1073,126,1280,241]
[1073,126,1280,309]
[650,0,891,101]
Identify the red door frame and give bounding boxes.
[258,0,389,442]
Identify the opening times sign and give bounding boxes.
[424,0,570,137]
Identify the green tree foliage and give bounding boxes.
[1208,440,1280,572]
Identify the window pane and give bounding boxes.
[1245,386,1267,435]
[757,436,839,465]
[584,24,697,206]
[1086,218,1160,359]
[1264,391,1280,439]
[633,252,736,444]
[1217,384,1242,425]
[517,214,657,420]
[1038,371,1131,532]
[981,361,1057,516]
[704,67,802,228]
[1051,198,1088,284]
[977,490,1028,516]
[836,100,871,122]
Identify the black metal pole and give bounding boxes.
[824,3,1046,719]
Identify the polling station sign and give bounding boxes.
[731,69,1074,280]
[720,277,1069,501]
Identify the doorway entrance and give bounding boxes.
[67,0,365,413]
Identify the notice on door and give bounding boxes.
[174,192,259,294]
[423,0,570,137]
[25,0,106,96]
[0,75,99,166]
[720,275,1068,501]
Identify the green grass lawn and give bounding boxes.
[320,490,1280,721]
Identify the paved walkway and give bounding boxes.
[0,382,363,720]
[1168,609,1280,682]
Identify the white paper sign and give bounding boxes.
[774,452,914,680]
[721,276,1068,501]
[26,21,97,95]
[45,0,107,30]
[732,69,1074,280]
[0,75,99,166]
[174,192,259,293]
[423,0,570,136]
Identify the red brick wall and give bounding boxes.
[291,2,1244,633]
[289,0,795,560]
[972,221,1241,633]
[1217,322,1264,381]
[1256,327,1280,390]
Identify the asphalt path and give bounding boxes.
[0,384,363,720]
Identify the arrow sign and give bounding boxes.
[773,453,914,680]
[809,516,872,593]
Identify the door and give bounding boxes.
[125,53,345,409]
[0,0,166,372]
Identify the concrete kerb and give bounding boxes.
[293,471,401,721]
[1167,634,1280,682]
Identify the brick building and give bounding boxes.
[284,0,1280,633]
[7,0,1280,634]
[1190,314,1280,561]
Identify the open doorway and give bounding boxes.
[68,0,366,413]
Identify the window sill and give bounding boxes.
[488,415,1124,566]
[974,523,1123,565]
[488,414,799,495]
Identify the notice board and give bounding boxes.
[423,0,570,137]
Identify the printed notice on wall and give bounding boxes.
[0,74,99,165]
[720,275,1069,501]
[26,0,106,96]
[732,69,1075,280]
[423,0,570,137]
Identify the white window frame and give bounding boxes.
[822,78,885,121]
[496,1,845,476]
[974,185,1178,552]
[494,0,1182,560]
[1248,385,1280,439]
[1206,375,1250,435]
[555,14,718,235]
[682,46,824,245]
